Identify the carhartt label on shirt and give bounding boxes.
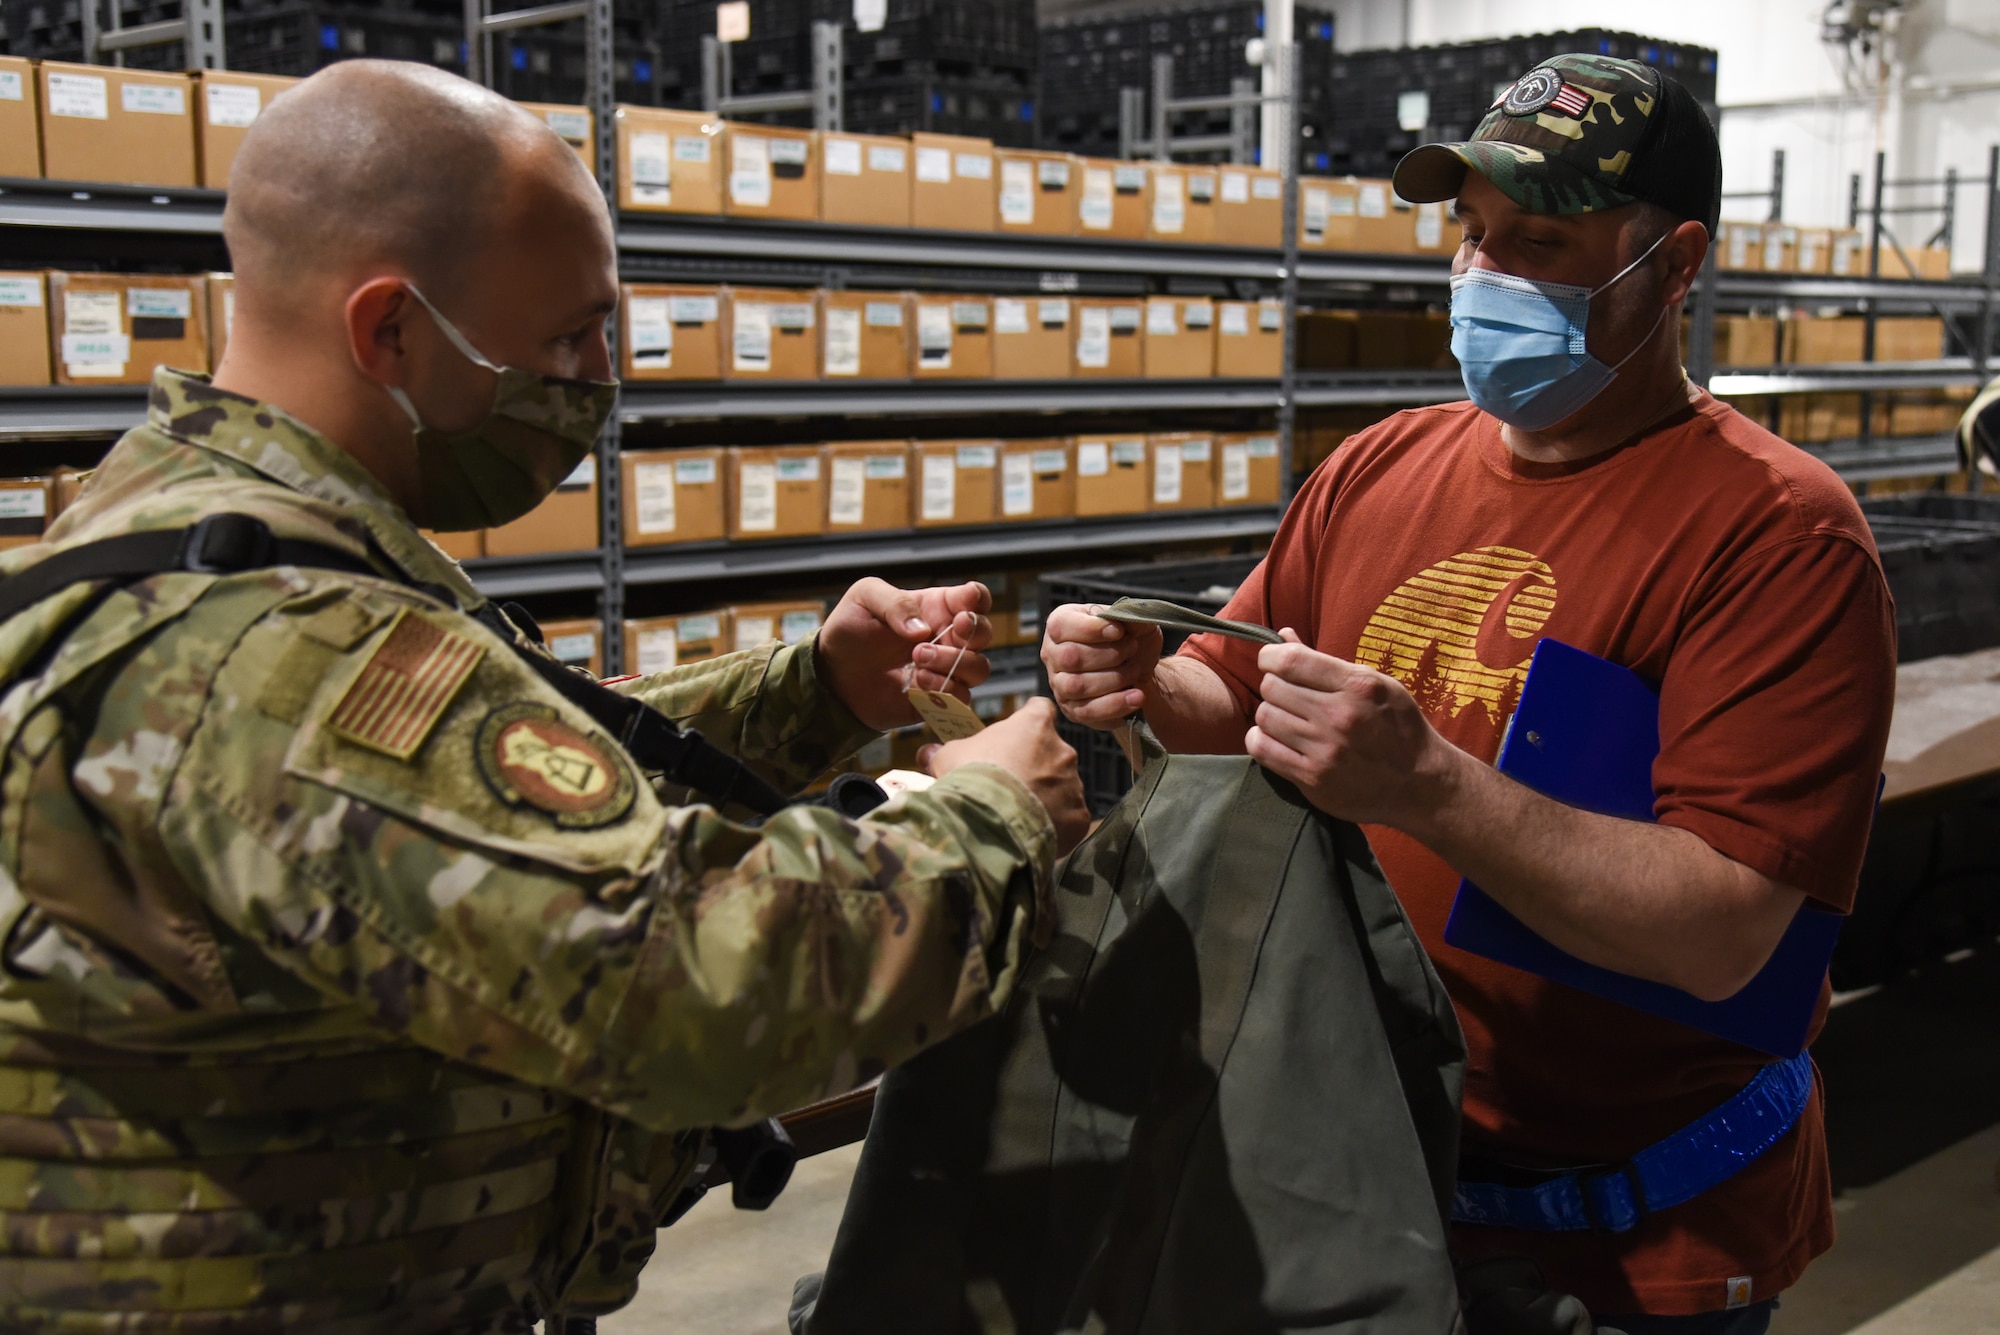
[628,297,673,367]
[730,134,772,207]
[824,136,863,176]
[823,307,862,376]
[1220,170,1250,204]
[921,452,956,519]
[1725,1278,1753,1310]
[1080,168,1114,230]
[1076,308,1111,368]
[635,628,678,674]
[48,72,109,119]
[632,462,677,533]
[999,159,1035,224]
[630,132,670,202]
[122,82,185,116]
[829,456,867,524]
[204,82,261,128]
[738,463,777,531]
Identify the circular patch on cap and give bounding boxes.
[477,703,635,828]
[1502,68,1563,117]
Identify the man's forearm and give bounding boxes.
[1404,748,1805,1002]
[1144,655,1255,754]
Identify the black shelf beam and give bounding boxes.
[617,379,1284,422]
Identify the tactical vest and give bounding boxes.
[0,519,701,1333]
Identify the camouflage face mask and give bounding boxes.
[385,284,617,532]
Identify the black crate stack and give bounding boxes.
[1323,29,1719,180]
[1037,2,1337,167]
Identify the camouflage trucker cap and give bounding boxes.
[1392,53,1722,235]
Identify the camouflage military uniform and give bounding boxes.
[0,369,1054,1333]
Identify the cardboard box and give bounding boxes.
[995,149,1078,236]
[1146,164,1218,244]
[1215,298,1284,377]
[824,440,912,532]
[1073,299,1143,378]
[1780,393,1864,443]
[910,294,992,379]
[992,295,1074,379]
[1299,176,1358,250]
[516,100,594,171]
[49,467,88,518]
[617,107,724,214]
[731,600,824,651]
[1141,296,1216,379]
[0,273,52,387]
[1215,165,1284,247]
[1149,433,1216,511]
[1076,157,1149,238]
[625,609,733,675]
[205,273,234,370]
[723,287,819,381]
[1716,314,1781,368]
[1794,228,1835,275]
[821,290,910,380]
[1760,224,1799,274]
[728,445,824,540]
[1875,316,1947,361]
[485,454,599,556]
[1828,229,1867,278]
[1783,316,1864,365]
[39,63,196,189]
[622,446,727,547]
[1718,221,1765,272]
[1217,432,1281,505]
[1880,245,1953,281]
[1073,435,1150,516]
[1,57,44,178]
[1352,179,1410,254]
[537,618,604,677]
[622,283,724,381]
[911,133,995,232]
[48,271,208,386]
[421,528,484,562]
[998,439,1073,521]
[1351,310,1453,370]
[820,131,912,227]
[724,123,819,221]
[196,72,298,189]
[0,478,53,551]
[913,440,999,527]
[1296,308,1358,369]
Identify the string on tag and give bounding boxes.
[905,617,972,692]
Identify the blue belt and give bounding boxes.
[1452,1050,1815,1234]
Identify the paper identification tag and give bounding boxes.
[906,688,985,741]
[1096,597,1281,645]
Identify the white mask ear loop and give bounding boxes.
[1596,230,1678,372]
[1588,227,1673,299]
[401,283,505,372]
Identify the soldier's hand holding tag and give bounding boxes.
[929,698,1091,856]
[819,577,993,729]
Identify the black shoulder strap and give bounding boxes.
[0,513,800,818]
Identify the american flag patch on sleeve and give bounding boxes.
[324,609,485,760]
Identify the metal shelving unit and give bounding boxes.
[618,380,1285,422]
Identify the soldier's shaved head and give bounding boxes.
[223,59,593,301]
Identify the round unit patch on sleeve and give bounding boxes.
[476,703,637,829]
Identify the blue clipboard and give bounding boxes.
[1442,639,1843,1058]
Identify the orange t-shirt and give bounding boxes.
[1182,394,1896,1316]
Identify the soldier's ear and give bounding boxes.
[345,278,418,387]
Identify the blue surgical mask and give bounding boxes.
[1449,232,1671,432]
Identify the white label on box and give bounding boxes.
[62,333,130,366]
[776,456,820,482]
[917,304,953,368]
[1114,164,1146,192]
[853,0,886,31]
[1001,453,1034,516]
[1798,232,1824,269]
[824,136,863,176]
[636,628,678,674]
[561,456,596,488]
[868,144,905,172]
[1184,301,1213,329]
[1328,192,1357,217]
[1039,298,1069,326]
[1112,439,1145,465]
[669,294,719,323]
[1248,435,1278,457]
[1253,174,1282,199]
[1220,303,1249,336]
[677,456,717,485]
[956,444,996,468]
[771,302,814,330]
[864,454,905,478]
[545,109,589,142]
[1077,441,1109,476]
[823,306,862,376]
[549,632,596,664]
[1030,449,1066,474]
[994,298,1030,335]
[1415,201,1445,249]
[1359,182,1388,218]
[681,613,722,641]
[769,137,808,167]
[864,300,903,327]
[1182,437,1211,462]
[915,146,952,183]
[730,134,772,207]
[1188,172,1215,202]
[0,487,47,520]
[0,277,41,308]
[628,296,673,367]
[738,462,777,531]
[630,131,670,191]
[829,456,867,524]
[920,453,956,519]
[129,287,192,319]
[951,300,987,328]
[1146,301,1178,336]
[1080,167,1114,230]
[1832,234,1860,276]
[1076,306,1111,367]
[733,303,772,371]
[205,82,261,128]
[122,82,185,116]
[1038,159,1070,187]
[780,611,820,643]
[1220,170,1250,204]
[1303,187,1329,241]
[632,462,677,533]
[0,71,22,102]
[1153,443,1183,505]
[717,0,750,41]
[1728,225,1752,268]
[955,152,991,180]
[1108,306,1141,332]
[1221,441,1251,500]
[64,289,120,334]
[674,134,712,163]
[999,159,1035,225]
[48,72,109,120]
[735,616,774,650]
[1259,303,1282,332]
[1152,170,1185,234]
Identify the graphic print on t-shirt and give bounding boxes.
[1354,545,1557,735]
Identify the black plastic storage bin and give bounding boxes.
[1861,493,2000,663]
[1037,554,1264,815]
